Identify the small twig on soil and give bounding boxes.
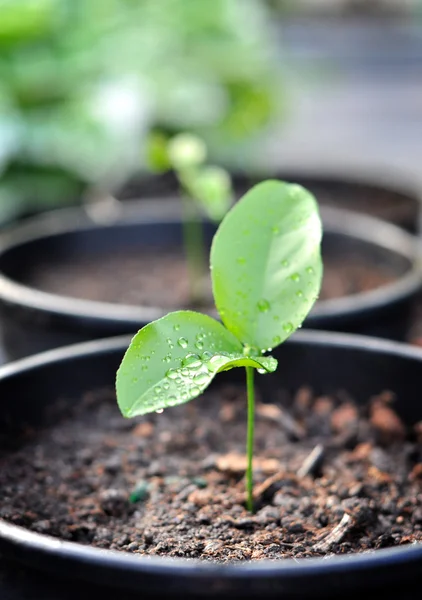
[234,471,286,506]
[252,472,284,501]
[297,444,325,478]
[314,513,353,553]
[256,403,305,440]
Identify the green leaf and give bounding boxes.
[168,133,207,170]
[180,165,232,221]
[145,131,171,173]
[0,0,61,45]
[210,180,323,351]
[116,310,277,418]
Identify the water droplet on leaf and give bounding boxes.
[178,337,188,349]
[207,355,226,372]
[181,353,201,369]
[193,372,209,386]
[167,396,178,406]
[257,299,270,312]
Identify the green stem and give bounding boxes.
[246,366,255,513]
[181,194,206,305]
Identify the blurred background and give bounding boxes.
[0,0,421,222]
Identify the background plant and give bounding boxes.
[0,0,151,224]
[147,131,233,304]
[0,0,283,224]
[116,180,323,511]
[133,0,283,168]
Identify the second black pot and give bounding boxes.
[0,331,422,599]
[118,169,422,233]
[0,202,420,361]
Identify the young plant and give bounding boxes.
[148,131,233,303]
[116,180,323,512]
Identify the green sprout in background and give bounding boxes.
[148,131,233,304]
[116,180,323,512]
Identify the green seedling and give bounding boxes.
[147,131,233,303]
[116,180,323,512]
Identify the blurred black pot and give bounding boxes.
[0,201,420,361]
[5,171,420,236]
[0,331,422,599]
[118,170,422,233]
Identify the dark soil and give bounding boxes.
[25,247,396,309]
[313,183,416,227]
[1,384,421,562]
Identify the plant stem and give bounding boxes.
[181,194,206,305]
[246,366,255,512]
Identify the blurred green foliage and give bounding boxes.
[0,0,282,222]
[135,0,282,161]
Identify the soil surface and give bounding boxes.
[25,248,396,309]
[1,385,421,562]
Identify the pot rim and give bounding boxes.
[128,164,422,209]
[0,329,422,579]
[0,201,421,326]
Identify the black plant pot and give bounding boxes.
[118,170,422,233]
[0,331,422,600]
[0,202,420,361]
